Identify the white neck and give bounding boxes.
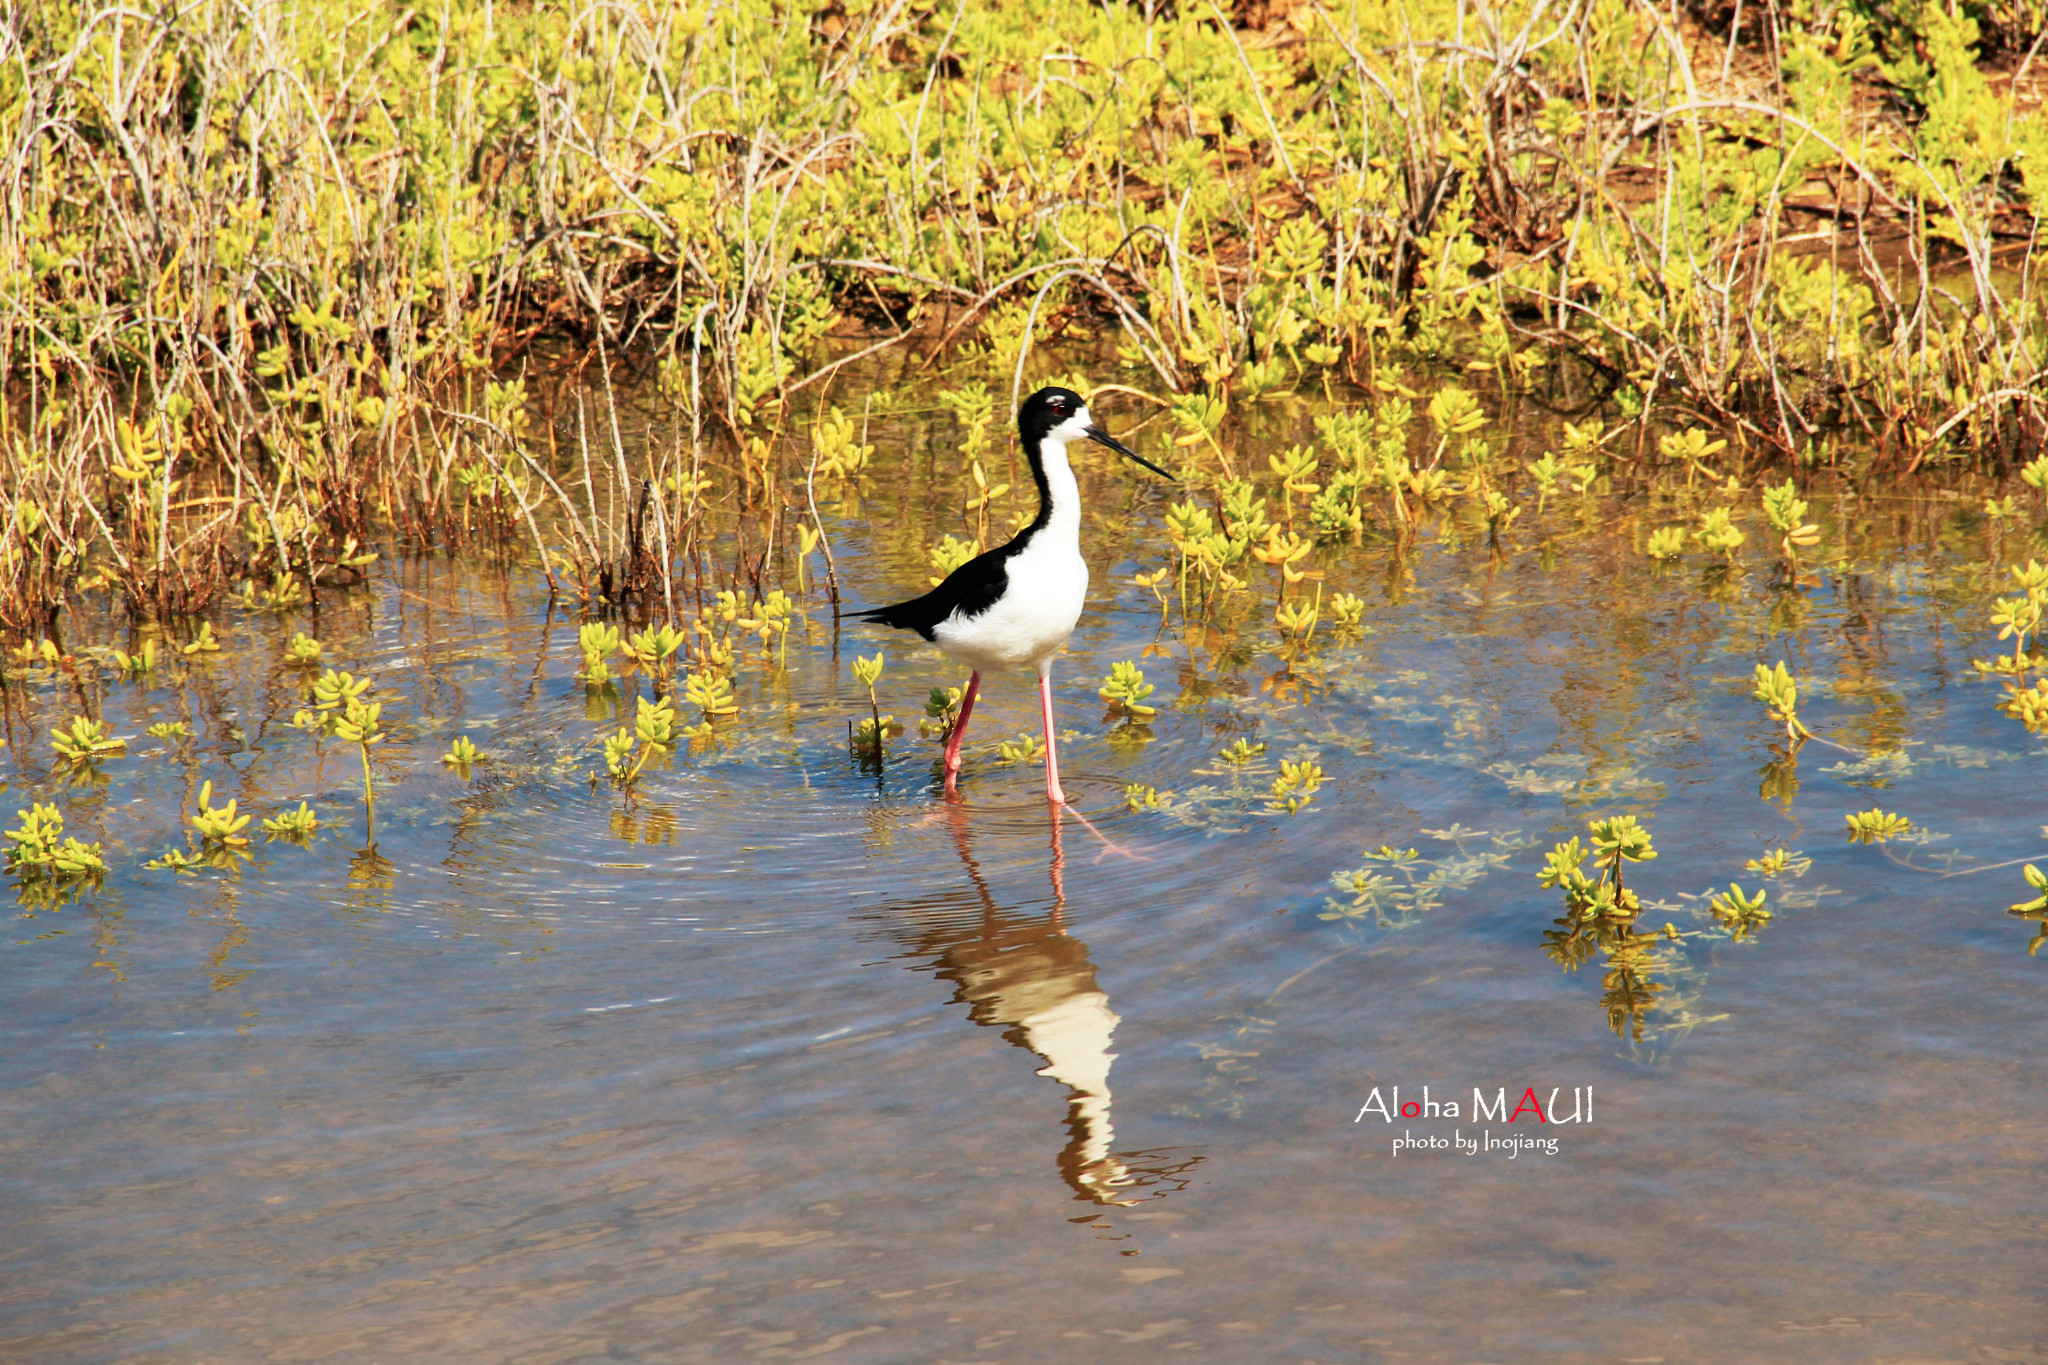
[1037,434,1083,545]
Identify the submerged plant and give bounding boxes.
[1760,481,1821,569]
[442,736,484,778]
[1217,739,1268,770]
[1974,561,2048,678]
[919,685,961,737]
[996,733,1045,765]
[1098,662,1158,718]
[850,653,890,759]
[1752,662,1816,744]
[1692,508,1746,559]
[262,802,321,844]
[2011,865,2048,956]
[285,634,324,668]
[4,803,108,900]
[578,623,624,684]
[684,670,739,730]
[1267,760,1323,813]
[2000,679,2048,734]
[1645,527,1687,560]
[1537,816,1665,1040]
[149,781,253,873]
[1707,883,1773,942]
[114,639,161,678]
[928,535,978,586]
[303,670,385,833]
[1845,809,1913,844]
[736,593,795,667]
[51,717,126,766]
[1324,832,1523,931]
[605,696,678,787]
[623,623,686,685]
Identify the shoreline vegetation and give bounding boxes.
[6,0,2048,1035]
[0,0,2044,636]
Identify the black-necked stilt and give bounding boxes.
[853,385,1172,804]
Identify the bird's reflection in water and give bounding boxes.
[873,801,1198,1207]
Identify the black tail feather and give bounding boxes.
[849,597,933,638]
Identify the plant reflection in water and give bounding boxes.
[869,800,1201,1210]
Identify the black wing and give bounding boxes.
[850,545,1014,641]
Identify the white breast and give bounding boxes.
[931,536,1088,674]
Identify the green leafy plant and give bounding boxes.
[1275,596,1320,645]
[605,695,678,787]
[50,717,126,765]
[1327,592,1366,633]
[623,623,686,685]
[2010,865,2048,956]
[302,670,385,832]
[578,623,623,684]
[149,781,253,872]
[1760,480,1821,567]
[262,802,321,844]
[442,735,484,777]
[736,593,795,667]
[1845,808,1913,844]
[1692,508,1746,558]
[684,670,739,728]
[1098,661,1157,718]
[1217,739,1268,769]
[920,685,964,740]
[1267,759,1323,813]
[1537,816,1664,1040]
[2021,456,2048,512]
[1752,661,1816,744]
[1707,883,1772,942]
[813,407,874,479]
[1974,561,2048,677]
[189,781,251,848]
[996,733,1045,765]
[850,653,889,758]
[927,535,978,586]
[1744,848,1809,877]
[2000,679,2048,734]
[114,639,161,678]
[4,802,108,898]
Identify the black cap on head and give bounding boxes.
[1017,386,1086,448]
[1015,386,1173,481]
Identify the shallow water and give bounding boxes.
[5,403,2048,1362]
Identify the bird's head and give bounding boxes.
[1019,386,1173,481]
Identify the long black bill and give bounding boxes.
[1084,424,1175,481]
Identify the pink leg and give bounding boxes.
[1047,799,1067,915]
[1039,668,1066,805]
[942,671,980,795]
